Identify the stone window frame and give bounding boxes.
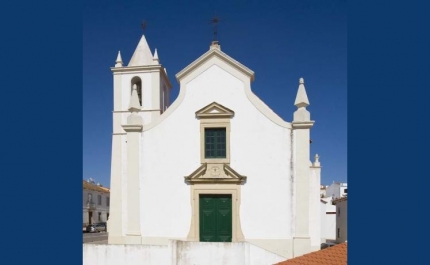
[185,102,247,242]
[186,184,245,243]
[196,102,234,165]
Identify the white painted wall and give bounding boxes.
[320,197,336,241]
[325,183,338,199]
[83,244,169,265]
[138,64,293,241]
[309,166,321,250]
[83,241,286,265]
[320,201,326,242]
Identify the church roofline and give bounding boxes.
[138,44,293,132]
[175,48,255,83]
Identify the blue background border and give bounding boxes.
[348,0,430,264]
[1,1,82,264]
[1,0,429,264]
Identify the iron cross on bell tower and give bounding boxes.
[141,20,147,32]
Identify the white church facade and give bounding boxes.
[107,34,322,259]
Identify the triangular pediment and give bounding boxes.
[184,163,246,184]
[195,102,234,119]
[175,48,255,82]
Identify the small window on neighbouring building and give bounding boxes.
[205,128,226,158]
[106,197,110,207]
[98,212,101,221]
[98,195,102,205]
[337,228,340,238]
[344,188,348,193]
[338,207,340,216]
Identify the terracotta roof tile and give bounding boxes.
[83,180,110,194]
[275,242,347,265]
[332,196,348,204]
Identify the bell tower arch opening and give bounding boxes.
[131,76,142,106]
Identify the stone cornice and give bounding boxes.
[111,65,161,72]
[122,124,143,132]
[292,121,315,129]
[184,163,247,184]
[111,65,172,89]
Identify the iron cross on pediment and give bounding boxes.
[209,15,221,41]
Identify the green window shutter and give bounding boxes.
[205,128,226,158]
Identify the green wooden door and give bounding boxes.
[199,194,232,242]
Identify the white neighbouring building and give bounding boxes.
[325,182,347,199]
[333,196,347,243]
[320,181,347,242]
[107,34,323,259]
[320,197,336,242]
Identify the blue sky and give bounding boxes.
[83,0,347,187]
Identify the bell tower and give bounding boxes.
[108,34,172,244]
[111,34,172,125]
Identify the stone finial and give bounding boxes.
[294,77,310,108]
[153,48,159,63]
[314,154,321,167]
[126,84,143,126]
[115,51,123,67]
[129,84,141,112]
[293,77,311,122]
